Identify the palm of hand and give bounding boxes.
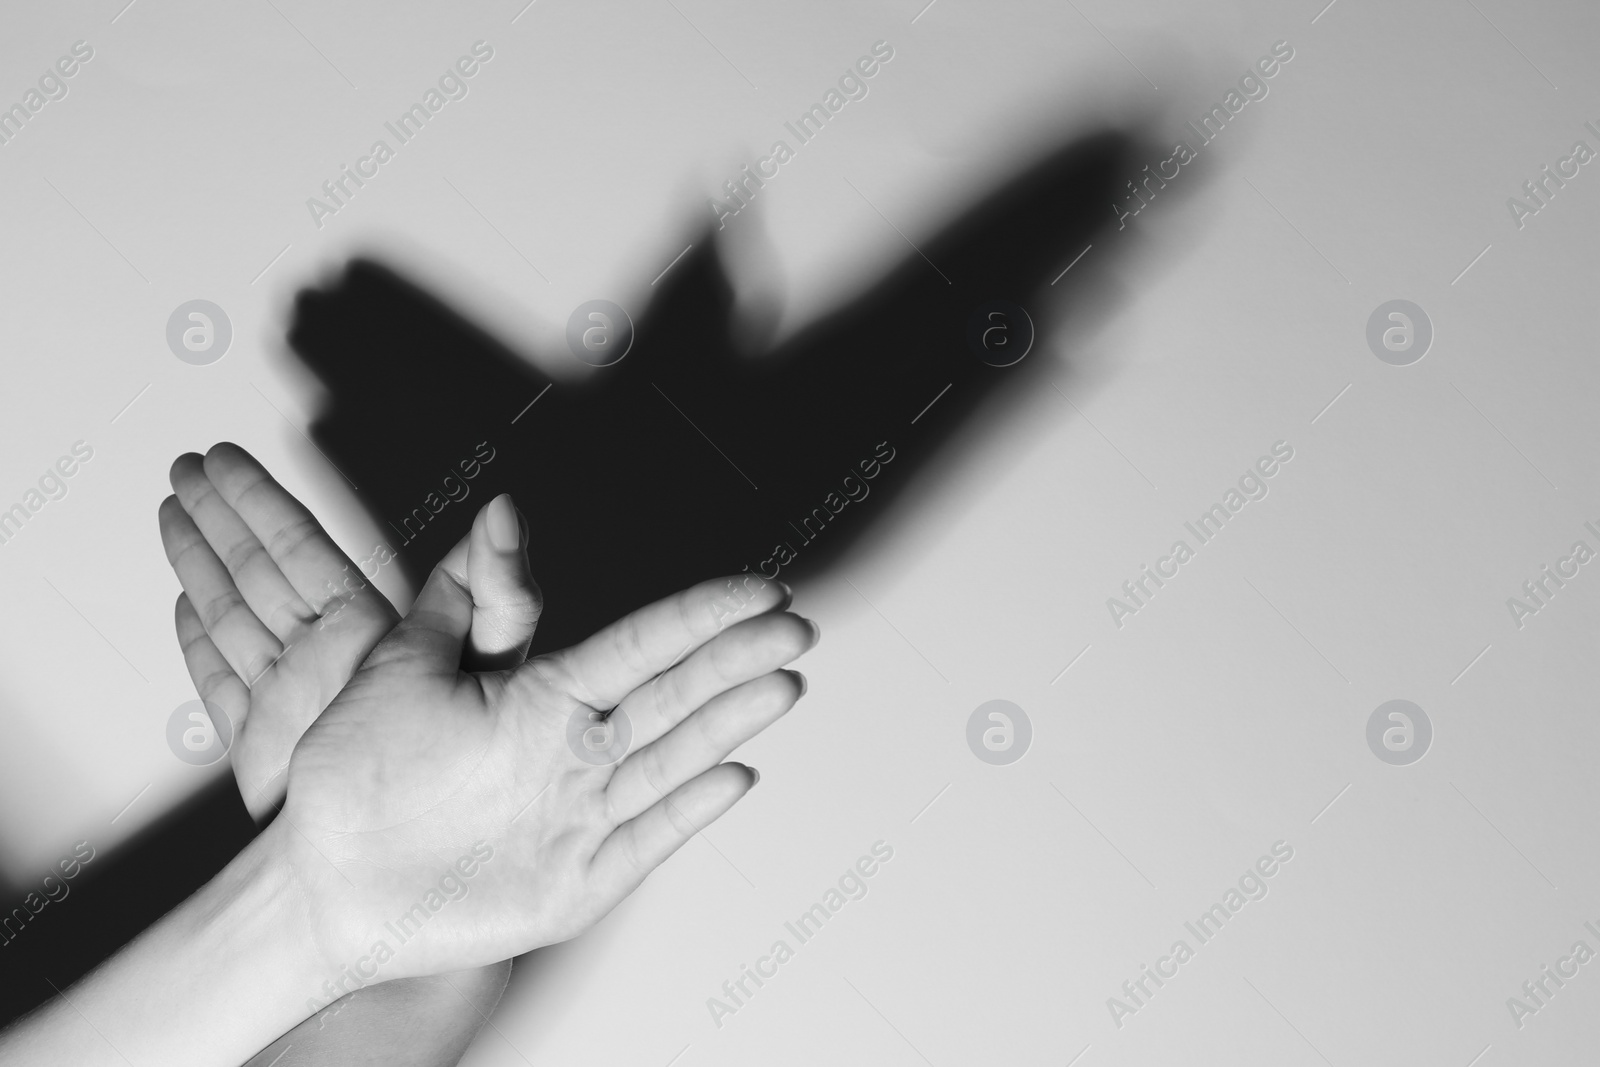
[285,665,604,978]
[162,443,813,985]
[280,569,811,982]
[242,604,402,811]
[164,443,538,821]
[163,447,403,818]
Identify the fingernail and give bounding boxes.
[776,579,793,602]
[749,767,761,787]
[789,670,808,698]
[804,617,821,644]
[487,494,519,551]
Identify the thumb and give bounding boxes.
[463,493,543,671]
[378,551,473,676]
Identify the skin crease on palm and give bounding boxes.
[158,443,815,991]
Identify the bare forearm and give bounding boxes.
[244,962,511,1067]
[0,822,324,1067]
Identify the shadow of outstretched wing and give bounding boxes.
[289,128,1149,652]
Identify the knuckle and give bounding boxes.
[197,666,235,699]
[621,833,651,879]
[663,798,700,837]
[614,615,652,675]
[682,587,720,640]
[691,706,727,750]
[167,535,209,572]
[231,468,276,509]
[200,589,246,630]
[264,514,319,561]
[177,623,208,655]
[222,538,269,578]
[658,665,691,719]
[242,649,277,687]
[706,632,739,678]
[491,586,542,623]
[641,746,673,801]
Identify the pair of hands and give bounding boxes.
[158,444,815,987]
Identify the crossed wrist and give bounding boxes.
[196,819,337,1031]
[243,813,359,988]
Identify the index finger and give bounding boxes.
[201,442,377,617]
[539,575,791,707]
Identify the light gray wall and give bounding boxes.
[0,0,1595,1063]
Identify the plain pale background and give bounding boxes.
[1,0,1598,1063]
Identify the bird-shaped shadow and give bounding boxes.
[290,127,1154,653]
[1,122,1186,1025]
